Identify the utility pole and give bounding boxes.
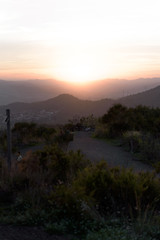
[6,109,12,170]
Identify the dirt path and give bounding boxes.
[68,131,153,172]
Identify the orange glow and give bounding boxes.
[0,0,160,83]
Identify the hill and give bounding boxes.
[118,85,160,107]
[0,79,73,105]
[1,85,160,126]
[0,94,114,125]
[82,77,160,99]
[0,79,51,105]
[1,77,160,105]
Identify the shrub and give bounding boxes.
[122,131,160,165]
[93,125,109,139]
[85,227,132,240]
[74,161,160,217]
[122,131,142,153]
[18,145,90,186]
[139,134,160,164]
[67,150,90,181]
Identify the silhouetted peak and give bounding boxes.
[53,94,80,103]
[55,94,79,100]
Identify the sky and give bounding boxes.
[0,0,160,83]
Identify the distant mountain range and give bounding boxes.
[118,85,160,108]
[0,85,160,125]
[1,77,160,105]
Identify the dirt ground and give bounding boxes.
[0,225,71,240]
[68,131,153,172]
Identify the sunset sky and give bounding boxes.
[0,0,160,83]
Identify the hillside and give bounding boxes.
[118,85,160,107]
[1,85,160,125]
[0,94,114,125]
[82,77,160,99]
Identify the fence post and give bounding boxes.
[6,109,12,170]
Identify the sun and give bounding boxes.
[55,55,98,84]
[62,63,96,83]
[49,51,110,84]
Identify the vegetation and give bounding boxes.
[67,114,97,132]
[0,151,160,238]
[0,146,160,238]
[0,122,74,156]
[95,104,160,168]
[1,115,160,239]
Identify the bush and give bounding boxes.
[122,131,160,165]
[93,125,109,138]
[74,161,160,217]
[85,227,132,240]
[139,134,160,164]
[122,131,142,153]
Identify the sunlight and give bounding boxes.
[52,61,110,84]
[1,0,160,81]
[47,47,112,84]
[57,55,104,83]
[62,64,94,83]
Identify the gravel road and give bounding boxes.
[68,131,153,172]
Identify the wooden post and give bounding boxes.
[6,109,12,170]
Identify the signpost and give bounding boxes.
[6,109,11,170]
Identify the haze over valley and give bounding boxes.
[1,77,160,105]
[0,81,160,127]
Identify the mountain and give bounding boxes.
[0,94,114,125]
[85,78,160,99]
[1,85,160,126]
[117,85,160,108]
[0,79,71,105]
[0,79,49,105]
[1,78,160,105]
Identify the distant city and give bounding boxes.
[0,110,59,128]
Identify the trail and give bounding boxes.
[68,131,153,172]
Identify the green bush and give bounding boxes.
[74,161,160,217]
[67,150,90,180]
[84,225,160,240]
[19,145,90,185]
[93,125,109,138]
[122,131,142,153]
[85,227,132,240]
[47,185,85,219]
[139,134,160,164]
[45,221,67,234]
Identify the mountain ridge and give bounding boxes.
[118,85,160,107]
[1,77,160,105]
[0,84,160,125]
